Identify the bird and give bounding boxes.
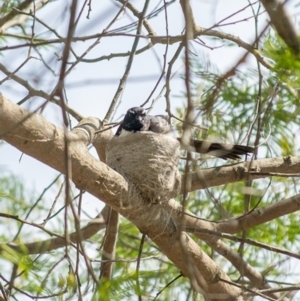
[115,107,150,137]
[115,107,255,160]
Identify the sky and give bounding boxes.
[0,0,272,216]
[1,0,299,299]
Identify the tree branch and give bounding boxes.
[0,94,243,299]
[1,207,110,254]
[184,156,300,192]
[93,126,119,280]
[260,0,300,53]
[0,0,35,27]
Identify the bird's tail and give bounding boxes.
[177,138,255,160]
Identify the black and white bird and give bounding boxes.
[115,107,255,160]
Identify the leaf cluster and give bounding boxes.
[174,40,300,284]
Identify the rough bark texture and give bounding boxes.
[2,94,299,300]
[0,94,244,300]
[107,133,181,204]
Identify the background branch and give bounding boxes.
[0,94,243,299]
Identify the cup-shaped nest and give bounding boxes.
[107,132,181,204]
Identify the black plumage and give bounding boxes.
[115,107,150,137]
[116,107,255,160]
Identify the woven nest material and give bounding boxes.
[107,132,181,205]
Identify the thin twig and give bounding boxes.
[104,0,151,123]
[136,234,145,301]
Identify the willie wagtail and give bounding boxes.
[115,107,255,160]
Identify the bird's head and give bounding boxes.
[127,107,147,121]
[121,107,150,132]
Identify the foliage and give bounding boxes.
[175,38,300,291]
[1,0,300,300]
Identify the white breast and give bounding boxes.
[118,129,134,137]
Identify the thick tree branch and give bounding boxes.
[167,196,300,300]
[260,0,300,53]
[184,157,300,192]
[0,94,126,210]
[0,0,35,27]
[2,95,297,299]
[0,0,48,31]
[165,201,276,299]
[205,239,276,299]
[170,193,300,237]
[0,95,243,300]
[216,193,300,234]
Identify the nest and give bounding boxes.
[106,132,181,205]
